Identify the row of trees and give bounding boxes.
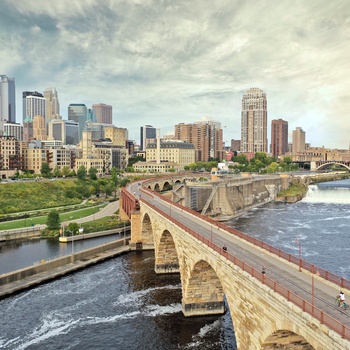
[230,153,299,174]
[181,154,299,174]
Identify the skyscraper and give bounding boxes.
[43,87,60,124]
[92,103,112,124]
[68,103,87,141]
[23,91,45,121]
[241,88,267,153]
[0,75,16,129]
[271,119,288,157]
[292,127,306,154]
[140,125,156,151]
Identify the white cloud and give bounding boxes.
[1,0,350,148]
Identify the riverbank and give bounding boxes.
[0,238,131,299]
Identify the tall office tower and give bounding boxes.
[292,127,306,154]
[68,103,87,141]
[0,75,16,132]
[140,125,156,151]
[92,103,112,124]
[48,119,79,145]
[241,88,267,153]
[24,91,45,121]
[175,118,223,162]
[43,87,60,124]
[33,115,47,140]
[23,115,34,142]
[271,119,288,157]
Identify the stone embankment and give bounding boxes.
[0,238,130,299]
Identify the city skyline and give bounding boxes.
[1,1,350,148]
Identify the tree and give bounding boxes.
[66,222,79,236]
[46,210,60,230]
[88,167,98,180]
[267,162,279,173]
[61,166,71,177]
[41,162,51,178]
[111,167,120,186]
[53,165,61,178]
[104,182,115,197]
[77,165,87,180]
[128,155,145,167]
[234,154,249,166]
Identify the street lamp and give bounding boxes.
[311,265,320,308]
[296,238,302,272]
[123,220,126,245]
[71,231,75,263]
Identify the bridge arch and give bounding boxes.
[155,229,179,274]
[141,213,153,241]
[162,181,172,191]
[262,330,314,349]
[316,162,350,171]
[182,259,225,317]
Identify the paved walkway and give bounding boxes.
[0,200,120,234]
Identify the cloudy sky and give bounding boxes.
[1,0,350,149]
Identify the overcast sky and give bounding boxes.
[1,0,350,149]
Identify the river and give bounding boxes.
[1,179,350,349]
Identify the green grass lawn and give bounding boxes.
[0,204,107,230]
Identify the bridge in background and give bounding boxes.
[120,175,350,349]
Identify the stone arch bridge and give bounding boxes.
[120,182,350,349]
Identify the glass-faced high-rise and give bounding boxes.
[0,75,16,124]
[241,88,267,153]
[68,103,87,141]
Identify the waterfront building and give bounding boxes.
[271,119,288,157]
[241,88,267,153]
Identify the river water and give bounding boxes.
[1,179,350,349]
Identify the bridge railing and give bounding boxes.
[140,197,350,341]
[139,187,350,290]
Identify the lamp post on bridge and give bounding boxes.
[296,238,302,272]
[311,265,320,308]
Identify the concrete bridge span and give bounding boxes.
[119,186,350,349]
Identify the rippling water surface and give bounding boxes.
[0,251,236,350]
[1,179,350,349]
